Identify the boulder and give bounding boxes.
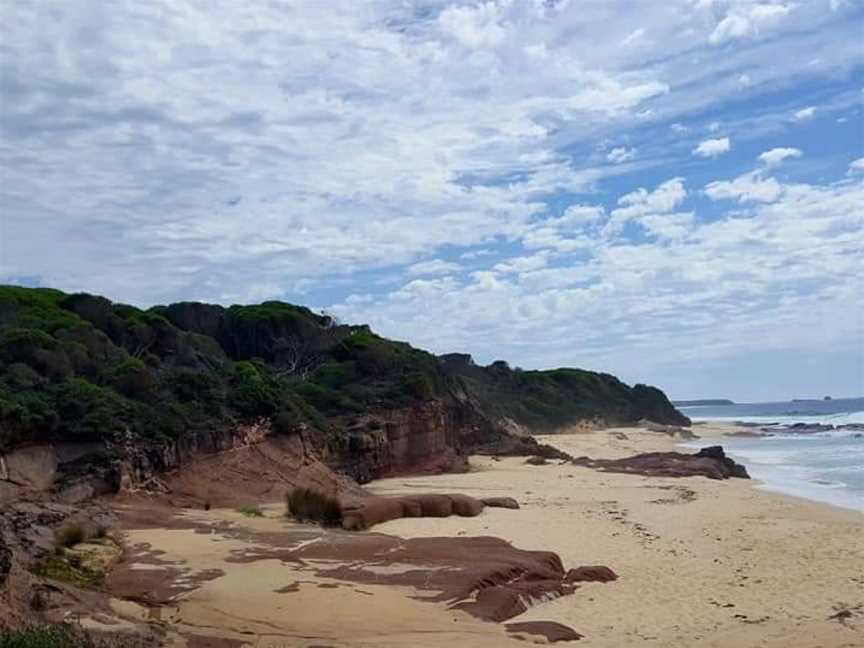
[448,494,484,517]
[481,497,520,510]
[341,493,486,530]
[571,446,749,480]
[565,566,618,583]
[506,621,583,642]
[416,494,454,517]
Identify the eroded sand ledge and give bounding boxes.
[94,422,863,647]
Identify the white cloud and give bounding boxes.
[707,121,721,132]
[792,106,816,121]
[560,204,606,224]
[438,2,508,48]
[693,137,731,158]
[607,146,637,163]
[334,177,863,398]
[460,248,495,260]
[604,178,687,237]
[615,178,687,216]
[2,0,862,399]
[407,259,463,276]
[758,147,802,167]
[493,253,549,274]
[705,171,783,203]
[710,3,793,44]
[622,28,646,47]
[848,157,864,174]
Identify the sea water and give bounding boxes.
[678,397,864,512]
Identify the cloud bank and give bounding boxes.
[1,0,862,399]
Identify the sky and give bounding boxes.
[1,0,863,402]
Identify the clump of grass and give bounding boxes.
[238,505,263,518]
[285,488,342,526]
[0,624,86,648]
[54,524,85,549]
[0,623,146,648]
[30,556,104,589]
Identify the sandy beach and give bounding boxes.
[369,423,864,647]
[100,423,863,647]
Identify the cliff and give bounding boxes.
[0,285,688,496]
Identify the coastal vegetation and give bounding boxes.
[238,505,264,517]
[54,524,85,549]
[0,625,135,648]
[0,284,686,457]
[29,555,104,589]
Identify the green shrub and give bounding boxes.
[0,623,143,648]
[285,488,342,526]
[0,625,88,648]
[30,556,103,588]
[229,361,279,416]
[238,505,263,517]
[110,357,153,396]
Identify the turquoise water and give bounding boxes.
[679,398,864,512]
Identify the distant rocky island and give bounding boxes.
[672,399,735,407]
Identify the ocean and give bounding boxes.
[678,397,864,512]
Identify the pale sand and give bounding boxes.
[369,424,864,647]
[114,504,515,648]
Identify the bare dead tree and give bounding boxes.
[273,335,322,381]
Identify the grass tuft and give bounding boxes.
[0,623,150,647]
[0,625,86,648]
[30,555,103,589]
[285,488,342,526]
[237,505,263,518]
[54,524,85,548]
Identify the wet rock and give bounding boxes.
[641,421,699,440]
[526,456,549,466]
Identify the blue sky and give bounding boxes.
[1,0,862,401]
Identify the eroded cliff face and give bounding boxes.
[334,400,476,483]
[0,393,559,512]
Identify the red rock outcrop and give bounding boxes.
[565,565,618,583]
[481,496,520,509]
[506,621,584,642]
[340,492,486,530]
[571,446,749,480]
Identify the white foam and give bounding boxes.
[690,411,864,426]
[680,438,864,513]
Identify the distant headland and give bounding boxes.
[673,399,735,407]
